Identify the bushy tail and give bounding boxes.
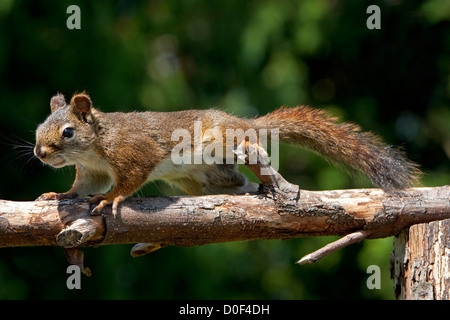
[254,106,421,190]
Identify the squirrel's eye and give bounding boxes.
[62,127,74,138]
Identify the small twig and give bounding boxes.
[296,230,372,265]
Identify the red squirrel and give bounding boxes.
[34,92,420,217]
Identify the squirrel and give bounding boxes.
[35,92,421,217]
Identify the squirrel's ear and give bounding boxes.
[50,93,67,113]
[70,93,93,122]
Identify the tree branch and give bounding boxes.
[1,186,449,271]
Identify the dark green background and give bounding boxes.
[0,0,448,299]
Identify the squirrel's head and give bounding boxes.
[34,92,98,168]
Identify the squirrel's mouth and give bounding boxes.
[36,157,66,168]
[46,158,67,168]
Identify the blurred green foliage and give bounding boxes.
[0,0,448,300]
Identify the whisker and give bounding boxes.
[0,134,38,167]
[1,133,35,147]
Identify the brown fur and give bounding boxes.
[35,93,421,216]
[254,106,421,190]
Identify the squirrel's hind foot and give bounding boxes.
[258,180,300,203]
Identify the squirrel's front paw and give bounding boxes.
[36,192,78,201]
[89,194,125,217]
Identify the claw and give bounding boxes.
[90,200,109,216]
[36,192,78,201]
[111,196,125,217]
[89,194,125,217]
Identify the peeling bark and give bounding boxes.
[0,186,449,274]
[392,220,450,300]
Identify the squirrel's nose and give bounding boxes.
[34,144,46,159]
